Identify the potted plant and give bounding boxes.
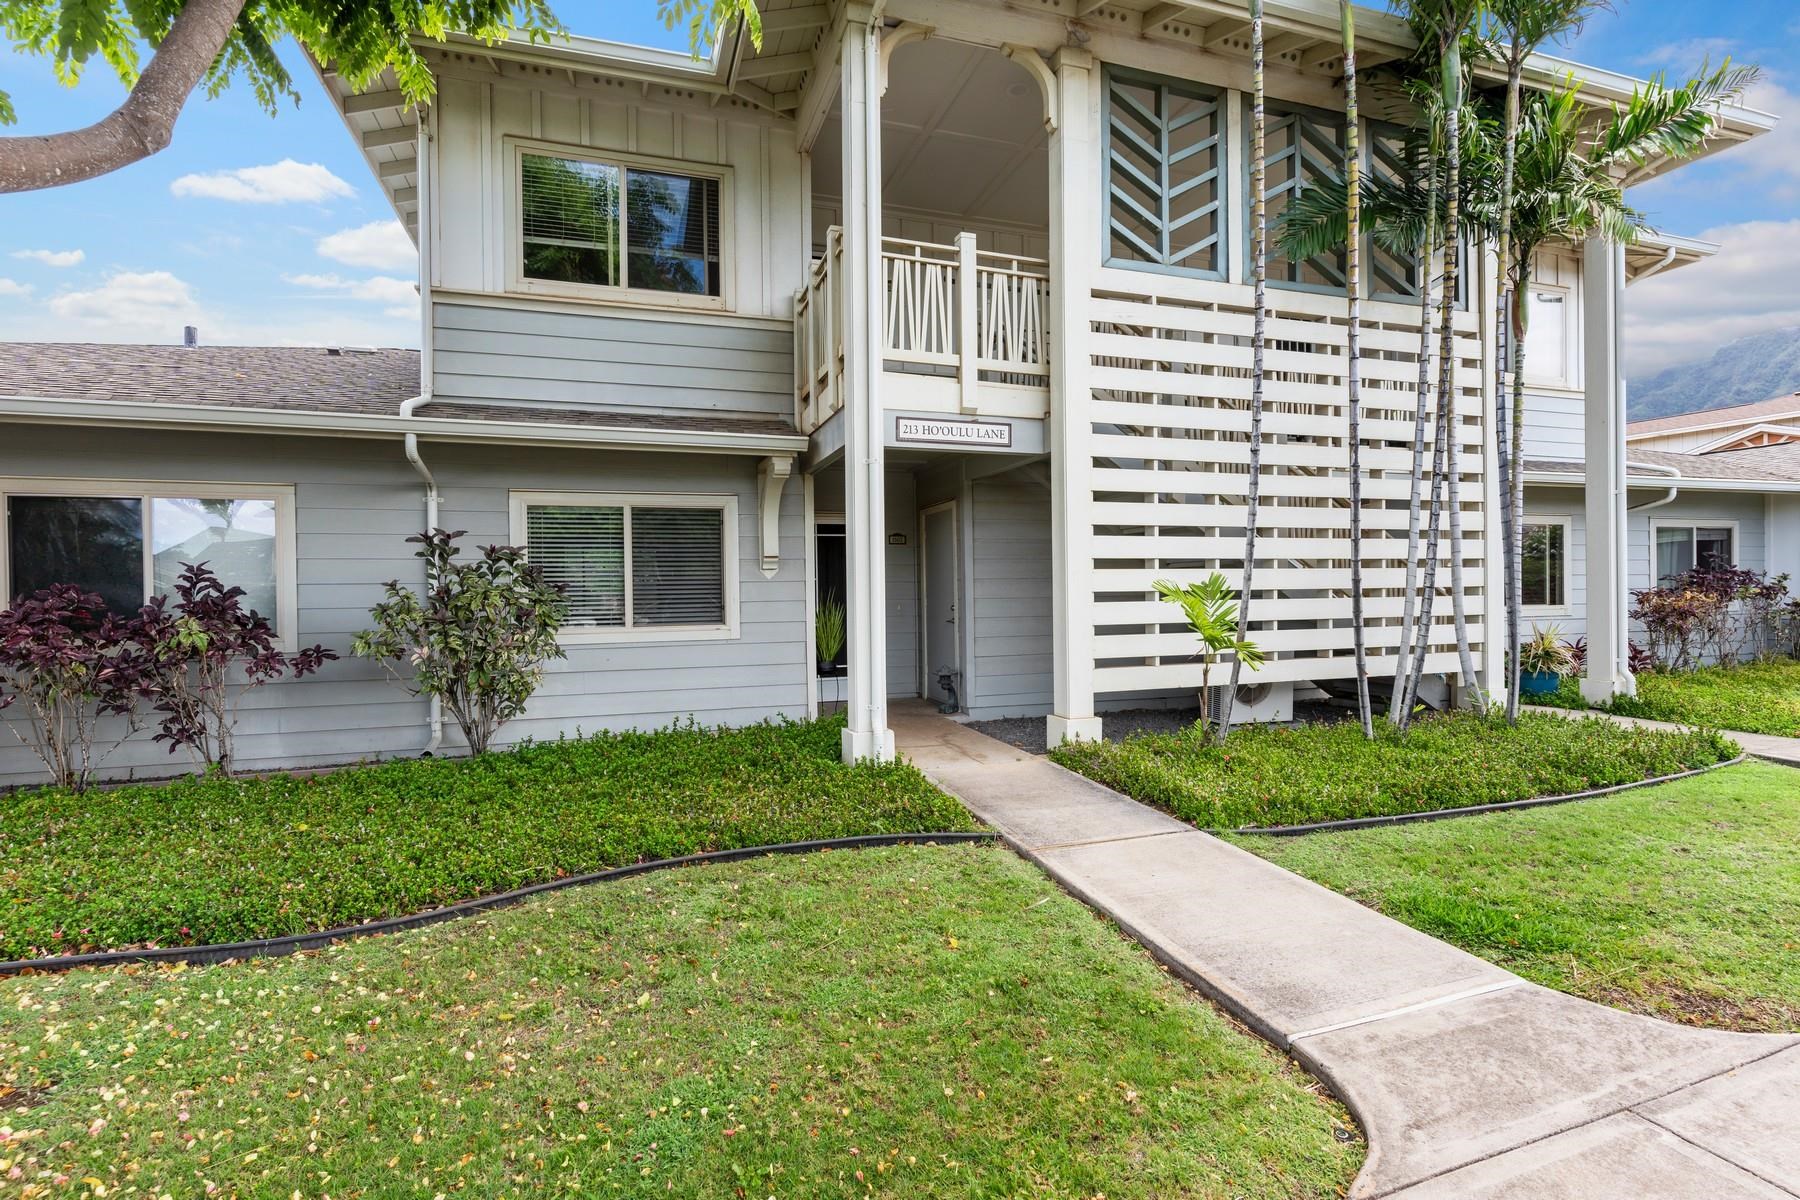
[815,591,847,704]
[1518,624,1575,697]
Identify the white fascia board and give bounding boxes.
[1523,465,1800,493]
[1691,423,1800,453]
[1627,409,1800,442]
[433,28,730,86]
[0,396,808,457]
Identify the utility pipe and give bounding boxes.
[400,110,444,759]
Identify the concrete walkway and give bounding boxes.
[1526,704,1800,768]
[890,702,1800,1199]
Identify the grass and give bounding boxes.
[0,717,976,961]
[1049,710,1738,830]
[0,844,1363,1198]
[1537,658,1800,738]
[1234,762,1800,1033]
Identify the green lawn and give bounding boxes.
[1539,658,1800,738]
[1235,762,1800,1032]
[1050,710,1737,830]
[0,718,975,961]
[0,844,1362,1198]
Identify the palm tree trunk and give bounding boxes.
[1496,60,1525,724]
[1220,0,1267,741]
[1434,38,1483,707]
[1342,0,1372,738]
[1391,208,1437,721]
[1401,368,1452,728]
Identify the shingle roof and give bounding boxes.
[0,343,802,440]
[1626,393,1800,436]
[0,342,420,414]
[1523,443,1800,484]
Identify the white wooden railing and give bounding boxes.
[794,227,1051,432]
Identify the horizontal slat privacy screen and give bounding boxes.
[525,502,726,630]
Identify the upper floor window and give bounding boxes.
[1523,285,1573,388]
[1265,103,1347,291]
[517,148,723,302]
[1104,70,1225,278]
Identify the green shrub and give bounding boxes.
[0,716,974,959]
[1051,711,1737,829]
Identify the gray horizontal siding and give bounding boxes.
[431,301,793,419]
[1522,389,1584,462]
[0,424,808,787]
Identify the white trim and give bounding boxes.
[506,137,734,314]
[1628,408,1800,444]
[1690,422,1800,455]
[0,396,807,455]
[509,489,741,644]
[0,476,299,649]
[1519,514,1572,619]
[1648,518,1740,586]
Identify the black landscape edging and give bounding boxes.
[0,832,998,976]
[1219,754,1749,837]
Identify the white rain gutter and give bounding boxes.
[1630,245,1679,284]
[403,112,444,759]
[1627,459,1681,513]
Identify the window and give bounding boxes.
[1522,285,1572,388]
[2,481,295,637]
[1265,103,1347,289]
[513,492,737,640]
[1654,523,1735,585]
[518,148,723,300]
[1105,70,1225,277]
[1520,519,1569,612]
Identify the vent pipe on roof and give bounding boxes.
[182,325,199,348]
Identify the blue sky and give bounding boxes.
[1,0,1795,377]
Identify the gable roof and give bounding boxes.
[1627,393,1800,439]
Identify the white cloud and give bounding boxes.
[1625,219,1800,377]
[170,160,357,205]
[284,272,420,319]
[0,278,31,297]
[46,271,205,342]
[12,248,85,268]
[316,220,416,271]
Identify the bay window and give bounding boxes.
[518,147,723,301]
[2,481,295,637]
[513,492,737,640]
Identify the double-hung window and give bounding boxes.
[513,492,737,641]
[2,479,297,639]
[1520,518,1570,613]
[517,146,724,302]
[1654,522,1735,585]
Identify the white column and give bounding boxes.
[839,5,895,762]
[1581,238,1633,702]
[1046,47,1103,747]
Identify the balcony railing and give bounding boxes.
[794,227,1051,433]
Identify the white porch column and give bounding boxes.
[1046,47,1103,747]
[1581,237,1634,702]
[839,4,895,762]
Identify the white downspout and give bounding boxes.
[401,110,444,758]
[1627,459,1681,513]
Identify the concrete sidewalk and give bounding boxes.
[890,703,1800,1199]
[1526,703,1800,767]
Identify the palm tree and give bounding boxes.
[1219,0,1268,741]
[1485,0,1610,725]
[1157,575,1267,735]
[1341,0,1373,738]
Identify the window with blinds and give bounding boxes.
[519,495,732,635]
[520,151,721,298]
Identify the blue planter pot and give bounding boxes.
[1520,670,1562,697]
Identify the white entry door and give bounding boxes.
[921,502,961,706]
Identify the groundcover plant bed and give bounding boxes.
[1539,659,1800,738]
[0,845,1362,1198]
[1050,711,1737,829]
[1236,763,1800,1032]
[0,717,974,960]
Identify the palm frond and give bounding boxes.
[1591,60,1761,169]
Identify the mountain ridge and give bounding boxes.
[1627,326,1800,421]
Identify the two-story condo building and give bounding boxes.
[0,0,1776,780]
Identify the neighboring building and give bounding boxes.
[0,0,1777,781]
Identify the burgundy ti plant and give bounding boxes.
[0,585,145,790]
